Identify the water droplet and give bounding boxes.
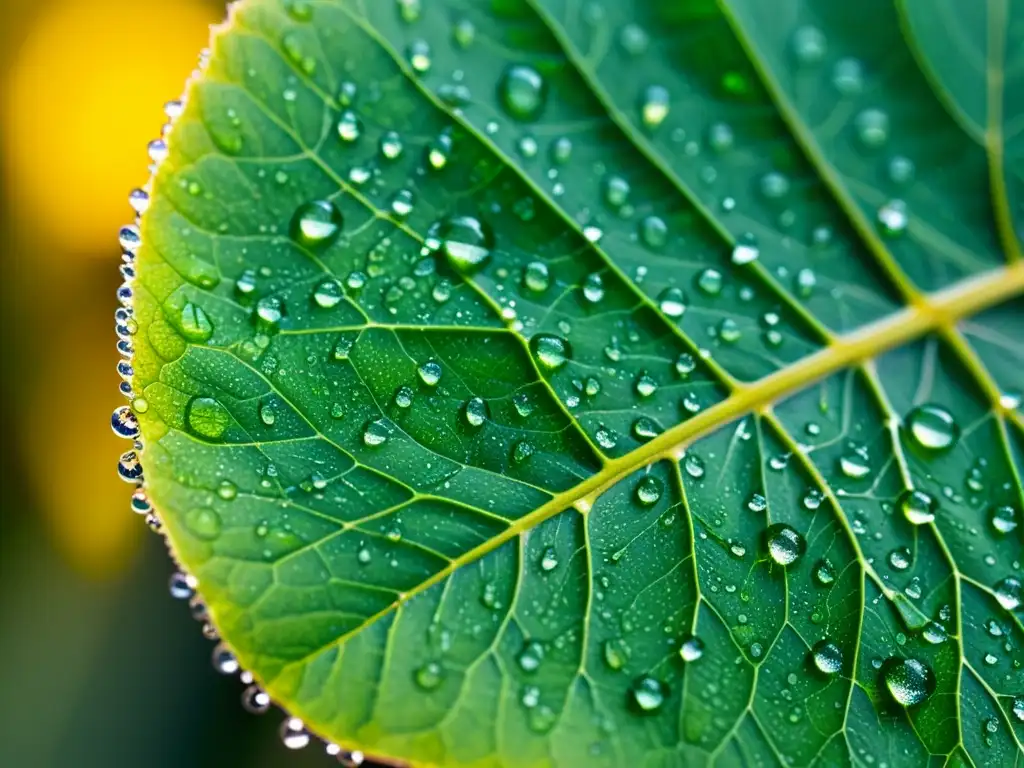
[707,122,734,153]
[888,546,912,571]
[993,576,1021,611]
[169,572,195,600]
[111,405,140,439]
[363,419,391,447]
[854,108,889,148]
[675,353,697,378]
[531,334,572,370]
[629,675,667,713]
[512,440,536,464]
[336,109,361,142]
[838,446,871,479]
[415,661,443,690]
[291,200,343,248]
[696,268,723,296]
[417,360,442,386]
[898,489,938,525]
[603,638,628,670]
[242,684,271,714]
[632,417,662,442]
[280,717,311,750]
[921,622,948,645]
[212,643,239,674]
[619,23,649,56]
[877,199,909,237]
[498,64,547,121]
[905,404,959,451]
[815,559,836,586]
[186,396,232,441]
[517,640,545,671]
[760,171,791,200]
[635,476,663,507]
[1012,696,1024,723]
[582,272,605,304]
[811,640,842,675]
[990,505,1018,535]
[434,215,494,273]
[407,39,431,73]
[603,175,631,209]
[640,85,670,130]
[679,635,704,662]
[523,261,550,292]
[634,372,658,398]
[881,657,935,706]
[718,318,741,344]
[393,385,414,409]
[186,507,222,541]
[379,130,404,160]
[658,287,687,318]
[731,234,760,265]
[683,453,705,479]
[791,25,827,65]
[747,493,768,513]
[765,523,806,566]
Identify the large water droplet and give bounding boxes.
[658,287,687,318]
[993,576,1021,611]
[989,505,1018,535]
[291,200,343,248]
[463,397,488,428]
[635,476,663,507]
[498,64,547,121]
[186,396,232,441]
[629,675,667,713]
[111,406,140,439]
[765,523,806,566]
[434,215,494,273]
[881,657,935,706]
[679,635,704,662]
[186,507,223,541]
[363,419,391,447]
[811,640,842,675]
[531,334,572,370]
[418,360,443,386]
[905,404,959,451]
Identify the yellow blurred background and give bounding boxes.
[0,1,332,765]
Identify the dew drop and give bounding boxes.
[731,235,760,265]
[791,25,827,65]
[337,109,361,142]
[811,640,842,675]
[679,635,704,663]
[832,57,864,95]
[632,418,662,442]
[363,419,391,447]
[517,640,545,671]
[531,334,572,370]
[498,64,547,121]
[434,215,494,273]
[415,661,443,690]
[111,406,140,439]
[634,372,658,398]
[989,505,1018,535]
[582,272,605,303]
[993,576,1021,611]
[629,675,667,713]
[186,507,223,541]
[186,396,232,441]
[242,685,271,714]
[658,287,687,318]
[280,718,311,750]
[291,200,343,248]
[881,657,935,706]
[418,360,443,386]
[815,558,836,586]
[640,85,670,130]
[523,261,550,292]
[379,130,404,160]
[394,386,414,409]
[888,546,912,571]
[603,638,628,670]
[877,199,909,237]
[512,440,536,464]
[696,268,723,296]
[635,476,663,507]
[463,397,488,428]
[407,39,432,73]
[212,643,239,675]
[854,108,889,148]
[169,572,195,600]
[312,279,343,309]
[765,523,806,566]
[899,489,938,525]
[683,453,705,479]
[905,404,959,451]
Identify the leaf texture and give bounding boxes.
[122,0,1024,765]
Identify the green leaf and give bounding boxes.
[122,0,1024,764]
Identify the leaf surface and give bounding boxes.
[126,0,1024,765]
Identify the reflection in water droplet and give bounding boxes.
[186,396,232,441]
[811,640,842,675]
[418,360,443,386]
[989,505,1018,535]
[905,404,959,451]
[658,287,687,318]
[899,489,938,525]
[186,507,222,541]
[291,200,343,248]
[531,334,572,370]
[765,523,806,566]
[994,576,1021,611]
[815,558,836,586]
[517,640,545,671]
[854,108,890,148]
[679,635,704,663]
[635,476,663,507]
[434,215,494,273]
[463,397,488,428]
[629,675,667,713]
[111,406,141,439]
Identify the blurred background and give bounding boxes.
[0,1,333,765]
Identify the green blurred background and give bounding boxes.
[0,1,334,765]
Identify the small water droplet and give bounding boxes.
[531,334,572,370]
[280,718,311,750]
[731,234,760,265]
[111,405,140,439]
[407,39,432,73]
[815,558,836,586]
[679,635,704,662]
[877,199,909,237]
[434,215,494,273]
[517,640,545,671]
[523,261,550,292]
[212,643,239,675]
[639,85,670,130]
[417,360,443,386]
[512,440,536,464]
[658,287,687,318]
[415,661,443,690]
[989,505,1018,535]
[683,453,705,479]
[888,546,912,571]
[993,576,1021,611]
[635,476,663,507]
[791,25,827,65]
[854,108,889,148]
[186,396,232,441]
[363,419,391,447]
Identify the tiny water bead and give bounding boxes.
[853,108,890,148]
[379,130,404,160]
[212,643,239,675]
[517,640,545,671]
[658,287,687,318]
[434,215,494,273]
[815,558,836,586]
[634,372,658,398]
[877,199,909,237]
[603,175,631,209]
[629,675,667,713]
[242,685,271,714]
[531,334,572,370]
[881,657,935,706]
[731,235,760,265]
[899,489,938,525]
[498,64,547,121]
[678,635,704,663]
[337,109,361,142]
[635,476,663,507]
[765,523,806,566]
[582,273,605,303]
[904,404,959,451]
[291,200,343,248]
[111,405,140,439]
[512,440,536,464]
[522,261,550,292]
[811,640,842,675]
[407,39,432,73]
